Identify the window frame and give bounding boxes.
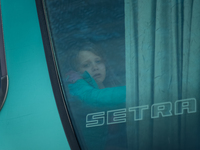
[0,3,8,111]
[35,0,81,149]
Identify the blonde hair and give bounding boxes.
[67,41,120,87]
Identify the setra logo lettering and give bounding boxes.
[86,98,197,128]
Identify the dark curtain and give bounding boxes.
[125,0,200,149]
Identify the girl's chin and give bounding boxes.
[95,76,106,83]
[95,79,104,84]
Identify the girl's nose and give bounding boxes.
[92,63,98,71]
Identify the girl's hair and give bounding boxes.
[67,40,121,87]
[67,41,105,71]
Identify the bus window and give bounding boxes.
[36,0,200,149]
[0,4,8,111]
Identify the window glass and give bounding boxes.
[43,0,200,150]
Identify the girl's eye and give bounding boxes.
[83,63,90,68]
[96,60,101,64]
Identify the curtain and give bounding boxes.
[125,0,200,149]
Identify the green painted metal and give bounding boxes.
[0,0,70,149]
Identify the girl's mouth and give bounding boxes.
[93,73,101,79]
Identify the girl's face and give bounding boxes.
[77,51,106,88]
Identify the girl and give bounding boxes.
[65,41,127,150]
[66,41,126,105]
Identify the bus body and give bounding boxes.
[0,0,70,149]
[1,0,200,150]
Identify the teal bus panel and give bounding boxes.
[0,0,70,149]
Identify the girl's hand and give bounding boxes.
[66,70,82,83]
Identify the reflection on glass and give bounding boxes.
[44,0,200,150]
[45,0,126,149]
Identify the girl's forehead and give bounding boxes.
[78,50,101,59]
